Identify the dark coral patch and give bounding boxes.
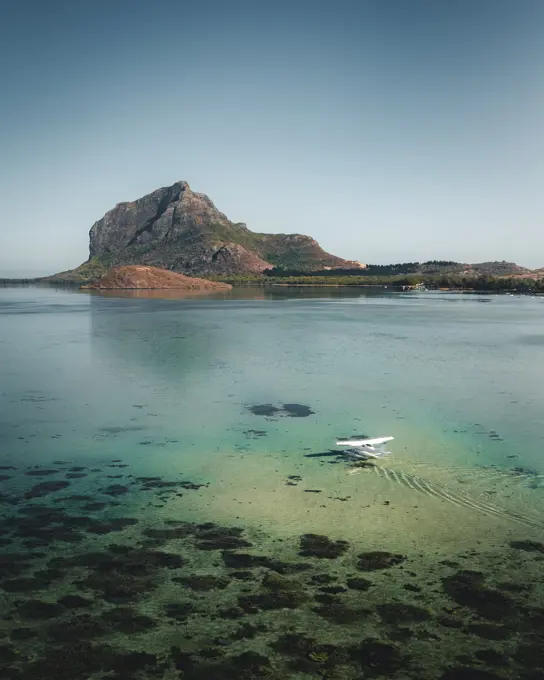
[356,551,406,571]
[143,524,193,540]
[466,624,511,640]
[347,577,373,591]
[58,595,94,609]
[229,570,255,581]
[164,602,195,621]
[84,517,138,534]
[0,553,39,579]
[81,502,108,512]
[440,669,504,680]
[474,649,510,666]
[110,651,157,675]
[248,404,282,417]
[102,484,129,496]
[18,600,64,619]
[10,627,38,640]
[1,577,50,593]
[299,533,349,559]
[22,641,115,680]
[376,602,431,624]
[510,540,544,553]
[55,495,93,503]
[24,469,59,477]
[99,607,157,633]
[221,550,311,574]
[46,616,108,642]
[194,523,252,550]
[352,639,408,676]
[0,645,18,663]
[282,403,315,417]
[311,573,337,585]
[239,589,306,612]
[72,548,184,603]
[514,643,544,669]
[314,602,370,624]
[24,481,70,499]
[443,570,517,620]
[173,575,229,591]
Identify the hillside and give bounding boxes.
[83,265,232,291]
[49,181,362,283]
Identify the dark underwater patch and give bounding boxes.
[299,533,349,559]
[351,638,409,676]
[356,551,406,571]
[248,403,315,418]
[282,403,315,417]
[248,404,282,417]
[24,481,70,499]
[101,484,129,496]
[173,575,229,591]
[510,539,544,553]
[18,599,64,619]
[24,469,59,477]
[440,669,504,680]
[376,602,431,624]
[442,570,517,620]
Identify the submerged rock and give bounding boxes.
[24,481,70,498]
[314,602,370,624]
[238,589,306,612]
[352,638,409,676]
[442,570,517,620]
[440,669,504,680]
[173,575,229,591]
[376,603,432,624]
[356,551,406,571]
[510,540,544,553]
[18,600,64,619]
[346,577,373,591]
[299,533,349,559]
[282,404,315,417]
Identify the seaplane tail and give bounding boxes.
[336,436,394,448]
[336,436,394,461]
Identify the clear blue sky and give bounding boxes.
[1,0,543,276]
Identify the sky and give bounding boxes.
[1,0,543,277]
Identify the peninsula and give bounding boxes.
[82,265,232,292]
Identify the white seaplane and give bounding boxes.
[336,436,394,460]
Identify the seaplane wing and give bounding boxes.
[336,436,394,448]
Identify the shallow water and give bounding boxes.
[1,285,543,679]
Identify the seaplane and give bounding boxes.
[336,436,394,460]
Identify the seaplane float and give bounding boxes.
[335,436,394,461]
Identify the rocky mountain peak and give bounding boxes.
[65,181,359,279]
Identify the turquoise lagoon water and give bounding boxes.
[1,285,543,679]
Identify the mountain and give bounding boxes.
[52,181,363,282]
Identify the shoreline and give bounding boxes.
[1,279,542,295]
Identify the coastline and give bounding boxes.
[1,279,541,296]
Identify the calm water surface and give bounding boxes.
[1,285,543,679]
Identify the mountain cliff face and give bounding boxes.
[74,180,359,278]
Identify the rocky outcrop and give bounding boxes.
[83,265,232,291]
[59,181,358,280]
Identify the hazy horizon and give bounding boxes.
[2,0,544,277]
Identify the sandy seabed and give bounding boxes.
[1,445,543,680]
